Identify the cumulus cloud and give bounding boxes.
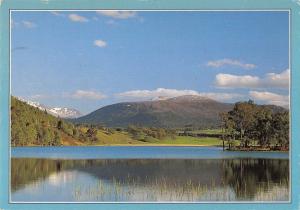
[68,13,89,22]
[68,90,107,100]
[207,59,256,69]
[199,92,244,101]
[117,88,199,99]
[94,39,107,48]
[215,69,290,89]
[96,10,137,19]
[264,69,290,88]
[216,74,260,88]
[249,91,289,108]
[22,20,37,28]
[116,88,243,102]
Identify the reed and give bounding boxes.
[71,176,289,202]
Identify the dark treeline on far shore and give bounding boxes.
[219,100,289,151]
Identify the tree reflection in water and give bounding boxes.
[11,158,289,201]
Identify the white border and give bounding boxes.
[9,9,292,204]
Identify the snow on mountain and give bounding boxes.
[17,97,82,119]
[48,107,82,119]
[151,96,170,101]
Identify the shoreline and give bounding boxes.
[11,144,289,152]
[11,144,222,147]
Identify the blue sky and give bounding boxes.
[11,11,289,114]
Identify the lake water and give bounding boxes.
[11,146,289,202]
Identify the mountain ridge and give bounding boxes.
[73,95,234,128]
[73,95,287,128]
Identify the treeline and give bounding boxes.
[126,125,176,141]
[220,100,289,150]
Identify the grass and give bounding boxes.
[61,132,85,146]
[95,131,146,145]
[61,128,224,146]
[157,136,223,146]
[190,129,223,135]
[94,132,223,146]
[72,177,289,202]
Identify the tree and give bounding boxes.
[86,128,98,142]
[220,112,237,150]
[253,107,273,146]
[230,100,257,147]
[220,100,290,150]
[53,131,61,145]
[272,111,289,148]
[57,120,63,130]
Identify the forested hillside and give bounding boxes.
[11,97,86,146]
[11,96,63,146]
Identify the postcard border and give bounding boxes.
[1,1,299,210]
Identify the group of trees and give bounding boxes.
[127,125,176,141]
[220,100,289,150]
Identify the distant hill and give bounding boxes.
[73,95,235,128]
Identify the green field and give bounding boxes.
[86,130,224,146]
[190,129,223,135]
[155,136,222,146]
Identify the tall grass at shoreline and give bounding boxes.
[72,176,289,202]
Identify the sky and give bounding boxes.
[11,11,289,114]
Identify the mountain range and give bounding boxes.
[19,95,286,128]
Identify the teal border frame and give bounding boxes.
[1,0,299,209]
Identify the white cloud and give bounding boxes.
[50,11,65,17]
[116,88,243,102]
[249,91,289,108]
[96,10,137,19]
[69,90,107,100]
[94,39,107,48]
[207,59,256,69]
[265,69,290,88]
[215,69,290,89]
[199,92,244,101]
[117,88,199,99]
[68,13,89,22]
[215,74,260,88]
[22,20,37,28]
[30,94,49,99]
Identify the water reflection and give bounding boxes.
[11,158,289,202]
